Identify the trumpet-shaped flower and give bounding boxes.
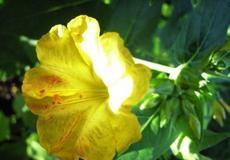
[22,15,151,160]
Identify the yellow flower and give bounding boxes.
[22,15,151,160]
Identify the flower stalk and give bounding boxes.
[133,57,176,74]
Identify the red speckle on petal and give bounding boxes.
[28,103,51,114]
[42,75,63,85]
[44,104,48,109]
[40,89,45,94]
[52,94,62,105]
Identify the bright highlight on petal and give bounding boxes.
[22,15,151,160]
[109,76,133,112]
[57,25,64,37]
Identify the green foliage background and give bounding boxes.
[0,0,230,160]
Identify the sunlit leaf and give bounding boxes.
[171,130,230,160]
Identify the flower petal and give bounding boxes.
[23,24,106,101]
[30,97,140,160]
[37,24,86,67]
[99,33,152,108]
[67,15,100,66]
[22,65,106,99]
[36,24,104,88]
[22,66,75,99]
[36,99,108,160]
[67,15,151,112]
[110,107,141,152]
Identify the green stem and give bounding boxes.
[133,57,176,74]
[141,107,160,132]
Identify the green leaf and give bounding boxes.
[0,139,28,160]
[118,120,179,160]
[151,79,174,95]
[158,0,192,50]
[160,97,180,128]
[21,111,36,129]
[188,113,201,139]
[175,65,201,90]
[26,133,55,160]
[106,0,163,55]
[13,93,25,116]
[161,3,173,18]
[212,100,226,127]
[181,99,202,139]
[198,130,230,151]
[12,93,36,129]
[0,0,4,6]
[150,116,160,135]
[139,93,161,110]
[0,0,94,37]
[0,112,10,141]
[160,0,230,65]
[117,147,154,160]
[219,40,230,52]
[171,130,230,160]
[171,134,201,160]
[0,35,36,78]
[176,115,197,140]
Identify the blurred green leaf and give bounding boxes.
[219,39,230,52]
[13,93,36,129]
[0,69,7,81]
[0,0,95,37]
[0,111,10,141]
[0,139,28,160]
[21,111,36,129]
[0,0,4,6]
[0,34,36,78]
[161,3,173,18]
[13,93,25,116]
[158,0,192,53]
[106,0,163,57]
[26,133,55,160]
[102,0,112,5]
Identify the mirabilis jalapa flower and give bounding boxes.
[22,15,151,160]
